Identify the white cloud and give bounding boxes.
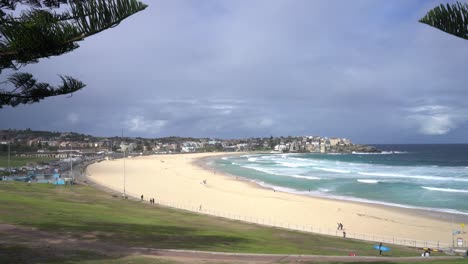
[124,116,167,133]
[208,104,234,115]
[210,104,233,110]
[406,105,468,135]
[3,1,468,143]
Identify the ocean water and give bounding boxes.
[211,144,468,215]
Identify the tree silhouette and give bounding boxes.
[0,0,147,108]
[420,1,468,40]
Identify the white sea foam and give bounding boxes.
[241,165,288,176]
[218,154,468,216]
[290,175,321,180]
[289,157,310,162]
[315,167,350,174]
[352,151,382,155]
[319,194,468,216]
[352,151,407,155]
[221,157,228,160]
[248,157,258,162]
[241,165,319,180]
[277,161,302,168]
[357,179,379,184]
[246,179,468,216]
[422,187,468,193]
[358,172,468,182]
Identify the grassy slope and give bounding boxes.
[73,257,468,264]
[0,156,57,168]
[0,182,461,264]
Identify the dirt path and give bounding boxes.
[0,223,461,263]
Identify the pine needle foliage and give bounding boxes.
[419,1,468,40]
[0,0,147,108]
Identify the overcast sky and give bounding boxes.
[1,0,468,143]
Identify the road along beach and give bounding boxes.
[87,153,467,248]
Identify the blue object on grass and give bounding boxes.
[373,245,391,252]
[55,179,65,185]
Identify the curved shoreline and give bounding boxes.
[86,152,467,247]
[202,154,468,221]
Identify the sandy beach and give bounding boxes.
[87,153,468,247]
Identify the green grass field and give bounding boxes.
[0,182,463,263]
[0,155,57,168]
[61,257,468,264]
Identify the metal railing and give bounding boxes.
[143,197,452,250]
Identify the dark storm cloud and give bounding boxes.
[1,0,468,143]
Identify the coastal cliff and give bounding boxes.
[329,144,380,153]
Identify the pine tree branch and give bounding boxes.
[419,1,468,40]
[0,0,146,108]
[0,72,86,108]
[0,0,147,69]
[1,0,68,10]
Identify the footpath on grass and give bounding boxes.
[141,249,463,263]
[0,223,462,263]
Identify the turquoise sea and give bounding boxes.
[211,144,468,215]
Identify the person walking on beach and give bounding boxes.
[378,242,383,256]
[342,231,346,238]
[141,194,144,201]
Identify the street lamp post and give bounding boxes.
[70,143,73,181]
[122,130,126,198]
[123,149,126,197]
[7,141,11,178]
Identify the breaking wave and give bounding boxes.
[357,179,379,184]
[422,187,468,193]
